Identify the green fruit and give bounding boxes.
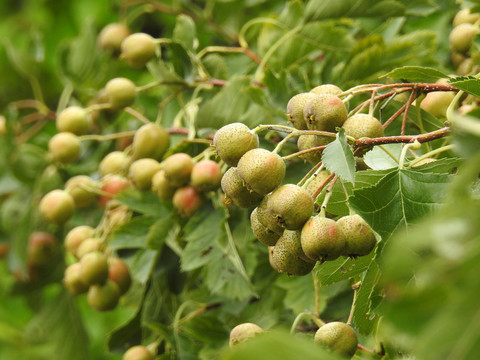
[297,135,333,164]
[27,232,57,266]
[301,216,344,262]
[98,23,131,54]
[65,175,98,208]
[286,93,318,130]
[48,132,81,164]
[229,323,264,347]
[304,93,348,132]
[220,167,263,208]
[128,158,162,190]
[213,123,259,167]
[342,114,383,139]
[304,170,331,197]
[39,189,75,224]
[63,263,89,295]
[453,8,480,27]
[310,84,343,96]
[237,148,285,195]
[163,153,194,187]
[105,77,137,109]
[280,229,312,262]
[108,257,132,295]
[151,170,177,201]
[99,151,130,176]
[420,91,456,118]
[123,345,154,360]
[271,236,315,276]
[337,214,376,257]
[172,185,202,217]
[132,123,170,160]
[65,225,95,257]
[314,322,358,358]
[250,208,281,246]
[87,279,121,311]
[256,195,284,235]
[76,238,103,259]
[450,23,479,54]
[56,106,91,135]
[121,32,156,67]
[190,160,222,191]
[79,251,109,286]
[267,184,314,230]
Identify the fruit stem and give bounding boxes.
[399,140,421,169]
[78,130,137,142]
[347,282,360,325]
[238,17,287,49]
[319,175,337,217]
[85,103,112,113]
[282,145,327,160]
[300,162,325,188]
[407,144,455,167]
[289,312,325,334]
[273,131,299,154]
[124,107,151,125]
[312,172,336,200]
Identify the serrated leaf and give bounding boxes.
[173,14,196,51]
[322,128,356,183]
[305,0,405,21]
[382,66,448,82]
[449,76,480,97]
[116,189,171,217]
[110,216,156,249]
[315,253,375,286]
[407,157,462,174]
[364,144,401,170]
[349,169,451,239]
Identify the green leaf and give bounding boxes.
[110,216,156,250]
[321,128,356,183]
[107,311,142,353]
[349,169,452,239]
[147,216,176,250]
[315,253,375,286]
[169,42,194,82]
[305,0,404,21]
[173,14,196,51]
[276,275,317,314]
[116,189,171,217]
[381,66,448,82]
[449,76,480,97]
[364,144,401,170]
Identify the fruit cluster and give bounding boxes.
[450,8,480,76]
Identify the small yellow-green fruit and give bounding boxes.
[128,158,162,190]
[162,153,194,187]
[314,322,358,358]
[99,151,130,176]
[449,23,479,54]
[76,238,103,259]
[56,106,91,135]
[271,237,315,276]
[229,323,264,347]
[48,132,81,164]
[220,167,263,208]
[39,189,75,224]
[87,279,121,311]
[213,123,259,167]
[286,93,318,130]
[301,216,344,262]
[304,93,348,132]
[337,214,376,257]
[453,8,480,27]
[65,175,98,208]
[304,170,331,197]
[297,135,333,164]
[121,33,156,67]
[310,84,343,96]
[342,114,384,139]
[132,123,170,160]
[250,208,281,246]
[151,170,177,201]
[420,91,456,118]
[65,225,95,257]
[108,257,132,295]
[105,77,137,109]
[79,251,109,286]
[122,345,154,360]
[98,23,131,54]
[63,263,89,295]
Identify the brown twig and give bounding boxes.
[354,127,450,147]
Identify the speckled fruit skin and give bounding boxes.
[301,216,344,262]
[132,123,170,160]
[163,153,194,187]
[237,148,285,195]
[250,208,281,246]
[286,93,318,130]
[98,23,131,54]
[65,225,95,257]
[121,33,156,67]
[39,189,75,224]
[310,84,343,96]
[304,170,331,197]
[267,184,314,230]
[272,235,315,276]
[337,214,377,257]
[314,322,358,358]
[79,251,109,286]
[128,158,162,191]
[88,279,121,311]
[213,123,259,167]
[151,170,177,201]
[172,185,202,217]
[63,263,89,295]
[342,113,383,139]
[99,151,130,177]
[122,345,154,360]
[297,135,333,164]
[108,257,132,295]
[56,106,91,135]
[449,23,479,54]
[220,167,263,208]
[304,93,348,132]
[27,232,57,266]
[48,132,81,164]
[280,230,312,262]
[190,160,222,191]
[256,195,284,235]
[99,175,130,208]
[65,175,98,208]
[229,323,264,347]
[105,77,137,109]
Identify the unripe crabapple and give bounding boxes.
[39,189,75,224]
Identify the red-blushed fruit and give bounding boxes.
[237,148,286,195]
[337,214,377,257]
[76,237,103,259]
[342,114,384,139]
[122,345,154,360]
[79,251,109,286]
[314,322,358,358]
[108,257,132,295]
[27,232,57,266]
[65,225,95,257]
[151,170,177,201]
[56,106,92,135]
[173,185,202,217]
[128,158,162,190]
[39,189,75,224]
[213,123,259,167]
[229,323,264,347]
[190,160,222,191]
[105,77,137,109]
[99,175,130,208]
[162,153,194,187]
[220,167,263,208]
[65,175,98,208]
[286,93,318,130]
[87,279,121,311]
[48,132,81,164]
[300,216,345,262]
[304,93,348,132]
[121,33,156,67]
[63,262,89,295]
[132,123,170,160]
[99,151,130,177]
[98,22,131,54]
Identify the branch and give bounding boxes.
[354,127,450,147]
